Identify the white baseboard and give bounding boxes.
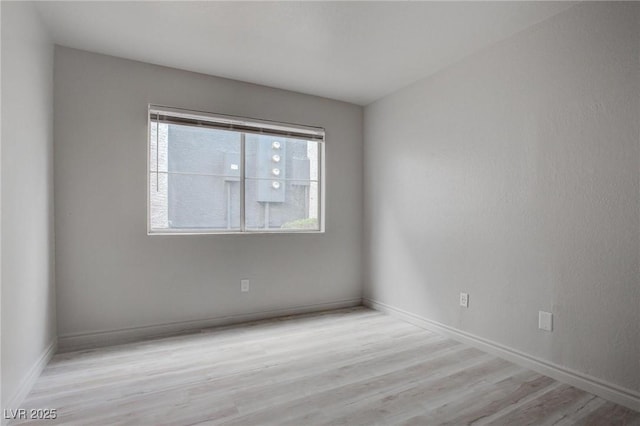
[363,298,640,412]
[58,298,363,353]
[3,338,57,413]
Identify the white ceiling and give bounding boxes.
[35,1,575,106]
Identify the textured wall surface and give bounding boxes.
[1,1,56,407]
[54,47,363,338]
[364,2,639,392]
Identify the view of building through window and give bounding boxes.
[149,118,322,233]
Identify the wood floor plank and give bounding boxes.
[222,348,487,425]
[325,357,517,425]
[10,307,639,425]
[574,401,640,426]
[27,322,428,412]
[425,373,556,425]
[482,384,590,425]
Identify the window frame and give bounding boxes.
[147,104,326,235]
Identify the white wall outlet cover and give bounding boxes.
[538,311,553,332]
[459,292,469,308]
[241,279,250,292]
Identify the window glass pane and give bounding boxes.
[150,174,241,231]
[245,179,319,231]
[245,135,320,182]
[150,171,169,229]
[149,122,241,232]
[244,135,320,231]
[167,124,241,175]
[149,122,168,172]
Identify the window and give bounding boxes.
[148,105,325,234]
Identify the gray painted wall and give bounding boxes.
[1,1,56,408]
[54,47,363,338]
[364,2,640,393]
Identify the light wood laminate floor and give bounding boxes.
[12,307,640,425]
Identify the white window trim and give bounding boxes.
[147,104,326,235]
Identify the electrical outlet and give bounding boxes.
[459,292,469,308]
[538,311,553,332]
[241,279,250,292]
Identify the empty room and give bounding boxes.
[1,1,639,424]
